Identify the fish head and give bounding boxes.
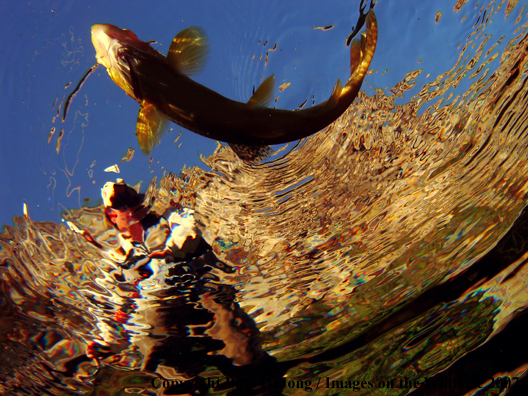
[91,24,155,98]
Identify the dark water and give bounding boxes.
[2,1,528,395]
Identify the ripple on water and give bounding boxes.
[2,1,528,394]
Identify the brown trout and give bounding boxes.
[91,11,377,159]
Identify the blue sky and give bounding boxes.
[0,0,515,228]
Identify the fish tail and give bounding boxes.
[345,10,378,90]
[319,10,377,114]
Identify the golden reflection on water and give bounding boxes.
[153,0,528,354]
[2,1,528,395]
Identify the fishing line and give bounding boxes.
[346,0,375,46]
[62,63,99,122]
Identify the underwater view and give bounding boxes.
[2,0,528,394]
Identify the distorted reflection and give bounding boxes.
[2,1,528,395]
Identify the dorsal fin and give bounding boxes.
[167,26,209,76]
[136,100,170,156]
[247,75,275,108]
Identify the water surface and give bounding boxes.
[1,0,528,395]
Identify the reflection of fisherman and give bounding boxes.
[91,180,285,395]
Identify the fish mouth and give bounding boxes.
[91,24,115,68]
[91,24,131,72]
[91,24,136,97]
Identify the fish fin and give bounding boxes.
[328,78,343,107]
[316,78,343,115]
[229,143,272,162]
[136,101,170,156]
[167,26,209,76]
[247,75,275,108]
[346,10,377,85]
[349,35,364,76]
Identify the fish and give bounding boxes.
[91,10,377,160]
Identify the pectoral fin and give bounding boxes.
[136,101,170,156]
[247,75,275,108]
[167,26,209,76]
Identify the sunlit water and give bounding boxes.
[2,1,528,395]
